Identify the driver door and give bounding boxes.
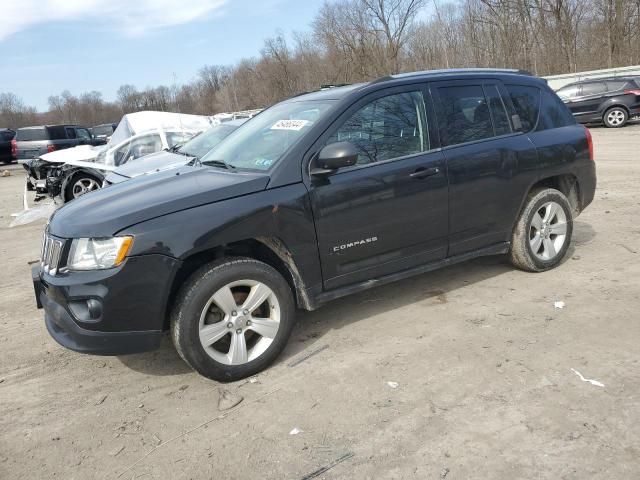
[307,86,449,290]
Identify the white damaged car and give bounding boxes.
[23,111,214,202]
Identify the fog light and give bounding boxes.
[69,299,103,322]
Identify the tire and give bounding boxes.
[171,257,295,382]
[64,172,102,202]
[509,188,573,272]
[603,106,628,128]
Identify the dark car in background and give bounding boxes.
[15,125,103,161]
[33,69,596,381]
[90,123,118,142]
[0,128,15,164]
[556,77,640,127]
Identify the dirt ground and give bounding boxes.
[1,124,639,480]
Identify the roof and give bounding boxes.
[288,68,539,102]
[17,124,81,130]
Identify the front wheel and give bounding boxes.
[509,188,573,272]
[171,257,296,381]
[603,107,628,128]
[64,173,102,202]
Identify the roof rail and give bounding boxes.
[320,83,351,90]
[370,68,534,84]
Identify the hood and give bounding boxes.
[41,145,104,164]
[111,150,189,179]
[48,165,270,238]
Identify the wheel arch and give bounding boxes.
[61,167,105,201]
[164,237,312,329]
[527,174,582,215]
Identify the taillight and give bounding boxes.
[10,139,17,157]
[624,89,640,96]
[584,126,594,161]
[47,144,56,153]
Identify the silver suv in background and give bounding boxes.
[15,125,104,161]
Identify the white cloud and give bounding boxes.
[0,0,228,41]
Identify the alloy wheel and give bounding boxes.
[607,109,625,127]
[72,178,100,198]
[529,201,568,261]
[198,280,281,365]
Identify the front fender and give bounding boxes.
[119,184,323,293]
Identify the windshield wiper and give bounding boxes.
[201,159,237,171]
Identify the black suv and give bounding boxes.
[32,69,596,381]
[556,77,640,128]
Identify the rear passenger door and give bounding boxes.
[430,80,538,256]
[571,82,608,117]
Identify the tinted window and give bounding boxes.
[0,131,13,141]
[92,125,115,137]
[581,82,607,96]
[65,127,76,139]
[16,128,48,141]
[506,85,541,132]
[537,88,576,130]
[556,84,580,100]
[484,85,511,135]
[437,85,494,146]
[47,126,67,140]
[328,91,428,165]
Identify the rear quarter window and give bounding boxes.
[47,126,68,140]
[16,128,49,141]
[537,88,576,130]
[606,80,631,91]
[506,84,541,132]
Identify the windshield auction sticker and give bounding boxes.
[270,119,311,131]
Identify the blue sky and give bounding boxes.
[0,0,325,111]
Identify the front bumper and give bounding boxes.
[32,253,180,355]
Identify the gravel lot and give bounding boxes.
[1,124,639,480]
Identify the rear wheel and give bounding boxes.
[509,188,573,272]
[64,173,102,202]
[171,257,295,381]
[603,107,628,128]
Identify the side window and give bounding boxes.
[484,85,511,136]
[113,134,162,166]
[556,84,580,100]
[327,91,428,165]
[77,128,91,140]
[65,127,76,139]
[581,82,607,96]
[537,88,576,130]
[606,80,630,92]
[506,84,541,132]
[436,85,494,146]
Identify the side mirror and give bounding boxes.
[312,142,358,175]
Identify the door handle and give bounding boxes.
[410,167,440,179]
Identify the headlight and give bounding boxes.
[67,236,133,270]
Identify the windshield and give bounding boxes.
[92,125,115,137]
[200,100,334,170]
[179,124,238,159]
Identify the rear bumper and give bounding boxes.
[576,161,597,212]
